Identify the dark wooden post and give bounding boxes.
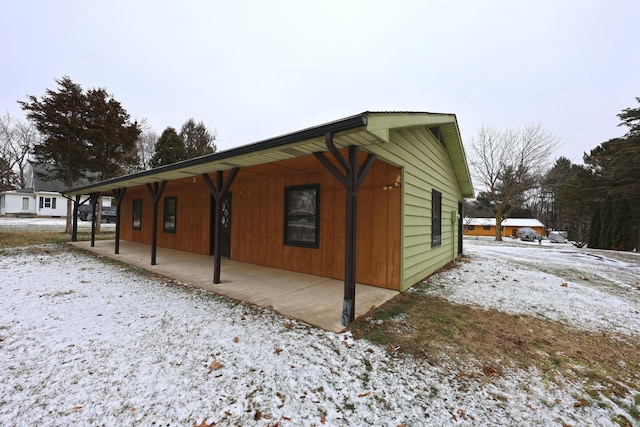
[71,195,81,242]
[202,168,239,284]
[90,193,99,247]
[112,188,127,254]
[313,134,376,326]
[146,181,167,265]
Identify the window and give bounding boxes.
[21,197,29,211]
[431,190,442,247]
[39,197,55,208]
[284,184,319,248]
[483,225,491,230]
[163,196,177,233]
[467,225,475,231]
[132,199,142,230]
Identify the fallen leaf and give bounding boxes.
[69,405,82,412]
[561,283,568,287]
[274,347,282,355]
[343,340,351,348]
[284,322,292,329]
[233,336,239,343]
[573,398,588,408]
[254,410,262,420]
[193,419,214,427]
[320,414,326,424]
[206,360,224,375]
[358,391,371,398]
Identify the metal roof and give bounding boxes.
[64,111,474,197]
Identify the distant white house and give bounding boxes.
[0,188,67,217]
[464,217,545,237]
[0,163,109,218]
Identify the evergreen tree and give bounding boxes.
[589,209,602,249]
[617,97,640,138]
[610,198,634,251]
[180,119,216,159]
[19,76,141,231]
[84,87,140,180]
[150,127,187,167]
[19,76,88,189]
[599,196,614,249]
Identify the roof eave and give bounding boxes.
[64,113,368,196]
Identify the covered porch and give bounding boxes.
[69,240,398,333]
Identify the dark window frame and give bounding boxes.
[163,196,177,234]
[467,225,475,230]
[284,184,320,248]
[432,189,442,247]
[132,199,142,230]
[483,225,491,230]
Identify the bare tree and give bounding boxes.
[0,112,39,190]
[131,118,158,172]
[469,123,560,241]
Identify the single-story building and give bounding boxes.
[1,188,67,217]
[65,111,474,325]
[0,163,111,218]
[464,217,545,237]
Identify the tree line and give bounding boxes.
[0,76,216,192]
[467,98,640,251]
[2,76,637,250]
[0,76,216,232]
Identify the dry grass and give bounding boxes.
[0,230,115,249]
[351,292,640,412]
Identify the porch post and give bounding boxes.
[313,134,376,326]
[146,181,167,265]
[71,195,80,242]
[202,167,239,284]
[90,192,99,247]
[112,187,127,254]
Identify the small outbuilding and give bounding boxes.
[65,111,474,325]
[464,217,545,238]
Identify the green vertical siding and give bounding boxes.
[366,127,463,291]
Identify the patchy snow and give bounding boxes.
[420,238,640,337]
[0,232,639,425]
[0,217,115,232]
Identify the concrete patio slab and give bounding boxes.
[69,240,398,332]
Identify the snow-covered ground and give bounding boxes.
[1,220,639,426]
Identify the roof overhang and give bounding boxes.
[64,111,474,198]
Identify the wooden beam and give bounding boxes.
[71,195,80,242]
[201,168,239,284]
[146,181,167,265]
[313,134,376,326]
[112,188,127,254]
[89,193,99,247]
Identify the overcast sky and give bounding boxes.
[2,1,638,165]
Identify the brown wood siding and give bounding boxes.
[119,158,401,290]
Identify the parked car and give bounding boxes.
[516,227,541,242]
[86,206,117,223]
[100,206,117,223]
[78,204,92,221]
